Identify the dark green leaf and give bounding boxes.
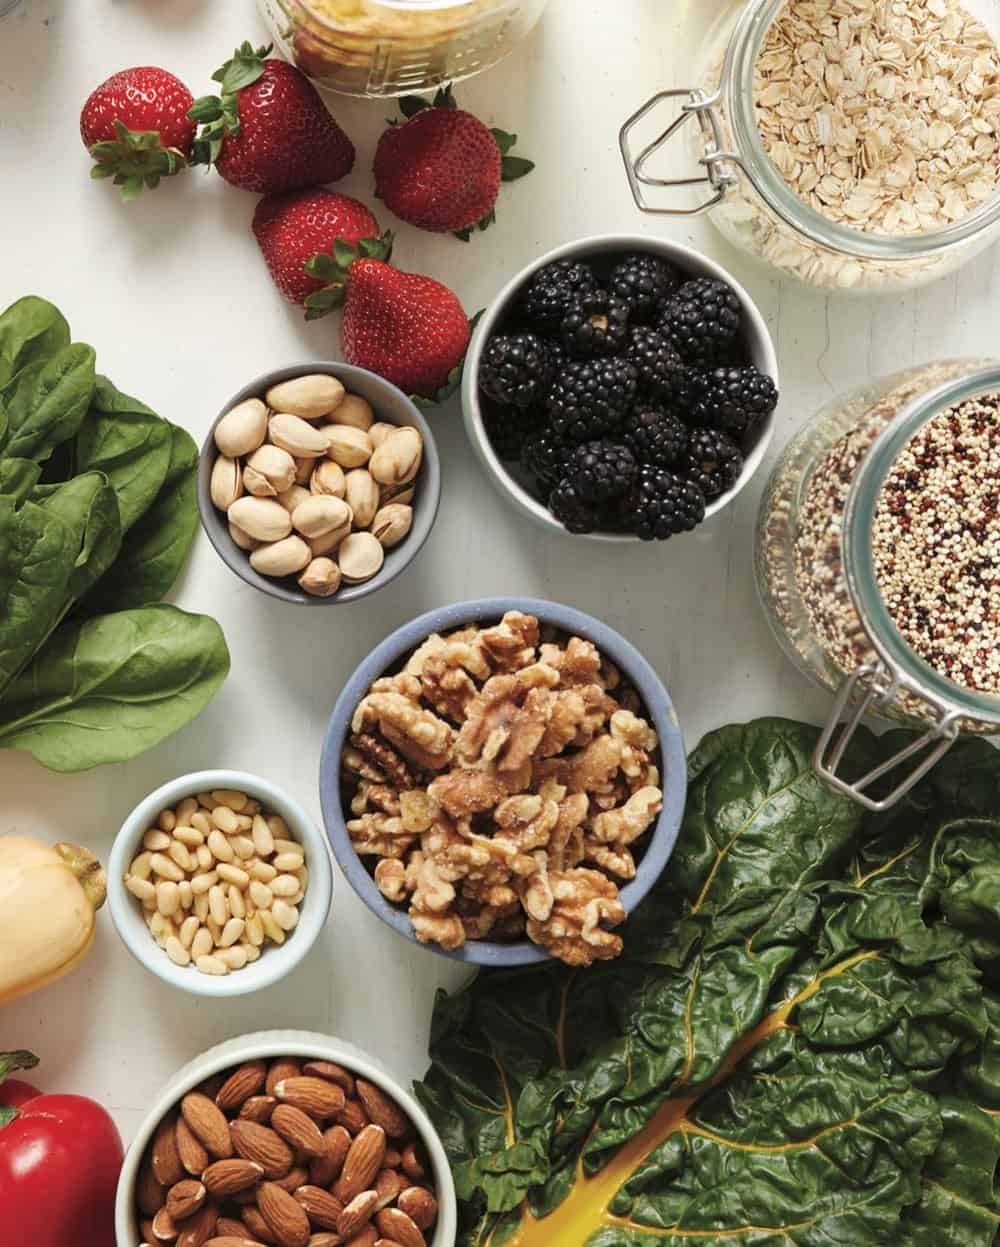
[502,156,536,182]
[0,297,70,389]
[491,128,517,155]
[400,95,431,118]
[0,343,96,462]
[0,1050,39,1081]
[0,459,41,503]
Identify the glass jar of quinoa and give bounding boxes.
[620,0,1000,293]
[756,360,1000,809]
[257,0,549,97]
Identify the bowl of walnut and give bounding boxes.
[319,598,687,967]
[114,1028,456,1247]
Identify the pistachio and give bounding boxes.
[228,520,260,552]
[299,557,342,598]
[292,495,353,539]
[309,522,352,557]
[311,460,347,498]
[380,480,416,507]
[345,470,380,529]
[250,536,312,577]
[277,484,311,514]
[244,445,296,496]
[265,373,346,420]
[294,456,315,485]
[338,532,385,583]
[269,413,329,459]
[370,503,413,548]
[228,496,294,543]
[211,455,244,511]
[215,398,268,459]
[368,422,398,450]
[326,426,373,469]
[329,394,374,432]
[369,427,422,486]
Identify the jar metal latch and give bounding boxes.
[620,89,744,216]
[814,662,961,812]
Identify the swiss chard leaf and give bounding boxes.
[0,296,69,389]
[419,721,1000,1247]
[0,343,96,463]
[0,604,230,772]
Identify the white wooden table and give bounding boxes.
[2,0,999,1146]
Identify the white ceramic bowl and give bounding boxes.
[462,233,779,541]
[114,1028,457,1247]
[108,770,332,998]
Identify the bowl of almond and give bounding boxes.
[114,1028,456,1247]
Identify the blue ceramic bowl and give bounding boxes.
[319,597,687,967]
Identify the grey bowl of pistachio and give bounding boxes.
[198,363,441,605]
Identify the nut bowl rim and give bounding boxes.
[461,232,780,542]
[108,769,333,998]
[197,361,442,605]
[319,595,688,967]
[113,1027,458,1247]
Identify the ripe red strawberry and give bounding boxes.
[189,42,354,194]
[81,66,195,200]
[373,86,534,239]
[252,190,382,308]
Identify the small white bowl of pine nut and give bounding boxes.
[109,771,333,997]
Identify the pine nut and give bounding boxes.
[273,851,305,872]
[165,937,190,967]
[234,813,254,832]
[168,841,193,872]
[194,893,210,922]
[176,797,199,821]
[144,829,171,852]
[241,942,261,963]
[272,874,299,898]
[219,917,245,948]
[197,793,215,810]
[196,845,214,871]
[244,799,261,815]
[252,816,275,857]
[246,914,265,947]
[217,863,250,888]
[126,875,156,902]
[150,912,172,947]
[158,809,177,832]
[195,955,228,976]
[272,838,298,855]
[207,917,224,945]
[207,830,235,863]
[130,851,153,881]
[179,880,194,909]
[211,789,248,811]
[191,928,213,959]
[179,916,200,950]
[143,893,158,912]
[190,811,212,836]
[209,885,229,927]
[173,825,204,847]
[272,899,299,932]
[250,861,277,884]
[232,835,256,861]
[191,871,219,895]
[157,881,181,917]
[268,816,290,839]
[150,853,184,882]
[228,885,246,919]
[249,881,274,910]
[212,806,239,834]
[260,911,286,945]
[217,945,248,970]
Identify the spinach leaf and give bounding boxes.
[0,296,70,389]
[0,459,42,503]
[419,720,1000,1247]
[0,605,230,772]
[0,343,96,463]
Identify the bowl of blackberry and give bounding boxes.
[461,236,779,540]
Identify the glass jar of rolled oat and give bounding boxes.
[756,360,1000,809]
[258,0,548,97]
[621,0,1000,292]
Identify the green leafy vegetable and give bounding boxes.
[418,719,1000,1247]
[0,344,96,463]
[0,297,69,389]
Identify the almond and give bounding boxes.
[373,1168,406,1211]
[153,1114,186,1187]
[346,1231,377,1247]
[334,1126,386,1204]
[309,1124,352,1187]
[336,1191,378,1240]
[274,1165,310,1194]
[141,1218,157,1242]
[138,1158,167,1215]
[241,1207,278,1245]
[293,1184,344,1230]
[217,1061,269,1112]
[167,1179,207,1222]
[274,1077,346,1120]
[399,1144,426,1183]
[373,1240,404,1247]
[231,1120,294,1179]
[266,1058,301,1097]
[177,1203,220,1247]
[307,1236,345,1247]
[204,1239,269,1247]
[382,1149,402,1170]
[355,1082,409,1140]
[153,1206,180,1241]
[258,1181,311,1247]
[336,1099,369,1137]
[216,1219,252,1238]
[239,1096,278,1124]
[197,1074,228,1101]
[202,1159,265,1197]
[302,1061,356,1097]
[177,1117,211,1176]
[374,1209,425,1247]
[182,1093,234,1160]
[272,1104,328,1157]
[396,1188,437,1233]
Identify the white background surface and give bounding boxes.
[3,0,1000,1150]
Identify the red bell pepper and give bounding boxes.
[0,1050,123,1247]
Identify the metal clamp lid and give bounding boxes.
[620,88,744,217]
[814,663,961,812]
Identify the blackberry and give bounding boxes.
[550,477,602,534]
[622,407,689,468]
[681,365,779,437]
[521,429,571,496]
[482,400,536,462]
[559,289,631,359]
[521,258,598,331]
[479,333,554,409]
[546,358,638,444]
[625,326,688,403]
[609,253,679,321]
[569,440,637,503]
[680,427,744,499]
[622,466,706,541]
[658,277,742,365]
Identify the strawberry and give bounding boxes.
[373,85,534,239]
[189,42,355,194]
[81,66,195,201]
[306,238,472,399]
[252,190,383,308]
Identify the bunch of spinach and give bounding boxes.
[0,296,229,771]
[419,718,1000,1246]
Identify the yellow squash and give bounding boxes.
[0,837,106,1004]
